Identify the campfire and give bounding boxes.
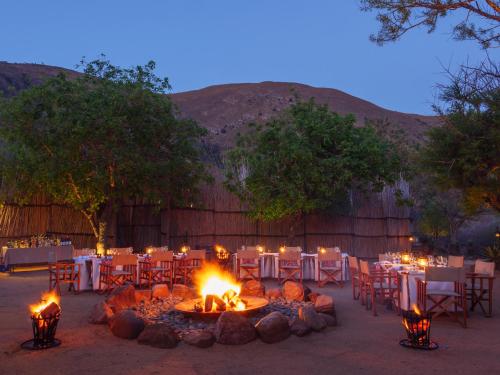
[400,305,438,350]
[175,264,268,316]
[22,290,62,350]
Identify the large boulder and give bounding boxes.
[106,284,136,312]
[265,288,282,300]
[289,318,312,337]
[183,330,216,348]
[137,324,179,348]
[314,294,335,315]
[152,284,170,299]
[307,292,320,304]
[214,312,256,345]
[298,305,327,332]
[282,281,304,302]
[172,284,197,300]
[255,312,290,343]
[240,280,265,297]
[109,310,145,339]
[88,301,114,324]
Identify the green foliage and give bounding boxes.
[225,100,404,222]
[484,242,500,269]
[0,57,210,239]
[361,0,499,48]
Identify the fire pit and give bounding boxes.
[22,291,62,350]
[400,305,438,350]
[175,264,268,317]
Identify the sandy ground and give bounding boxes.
[1,270,499,375]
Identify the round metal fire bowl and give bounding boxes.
[21,338,61,351]
[175,296,269,318]
[399,339,438,351]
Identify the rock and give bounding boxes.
[282,281,304,302]
[298,305,326,332]
[106,284,136,312]
[183,330,216,348]
[255,312,290,343]
[152,284,170,299]
[318,313,337,327]
[88,301,114,324]
[172,284,198,300]
[265,288,282,300]
[240,280,265,297]
[303,285,312,301]
[214,312,256,345]
[289,318,312,337]
[138,324,179,348]
[135,290,152,304]
[314,294,335,315]
[307,292,320,303]
[109,310,145,339]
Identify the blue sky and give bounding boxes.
[1,0,495,114]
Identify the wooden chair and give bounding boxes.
[236,247,261,281]
[448,255,464,268]
[176,249,206,285]
[317,248,343,287]
[278,247,302,284]
[108,247,134,255]
[467,260,495,317]
[378,253,392,262]
[359,260,400,316]
[416,266,467,327]
[99,254,137,293]
[73,248,96,257]
[139,251,174,288]
[348,255,360,300]
[48,261,80,294]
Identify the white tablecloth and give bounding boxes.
[74,256,103,291]
[233,252,349,281]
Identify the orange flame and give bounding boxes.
[412,304,422,316]
[29,290,60,317]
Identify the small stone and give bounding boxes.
[138,324,179,348]
[298,305,326,332]
[152,284,170,299]
[282,281,304,302]
[106,284,137,312]
[183,330,216,348]
[265,288,282,300]
[109,310,145,339]
[318,313,337,327]
[89,301,114,324]
[214,312,256,345]
[255,312,290,343]
[290,318,312,337]
[314,294,335,315]
[240,280,265,297]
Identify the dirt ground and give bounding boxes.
[1,270,499,375]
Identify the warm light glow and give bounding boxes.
[412,304,422,316]
[320,247,326,254]
[181,245,189,254]
[29,290,60,317]
[279,246,285,253]
[195,264,246,312]
[409,236,415,242]
[401,253,411,264]
[417,257,428,268]
[257,245,264,253]
[146,246,154,255]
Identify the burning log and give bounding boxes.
[204,295,214,312]
[212,295,227,312]
[38,302,61,319]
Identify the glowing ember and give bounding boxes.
[29,290,60,318]
[195,264,247,312]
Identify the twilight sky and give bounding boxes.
[1,0,495,114]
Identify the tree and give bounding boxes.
[0,58,210,247]
[224,100,404,236]
[361,0,500,48]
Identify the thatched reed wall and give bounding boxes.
[0,182,411,258]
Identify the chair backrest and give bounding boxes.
[73,248,96,257]
[237,248,259,260]
[112,254,137,267]
[186,249,206,260]
[348,255,359,270]
[279,247,301,261]
[425,266,465,283]
[109,247,133,255]
[448,255,464,268]
[359,260,370,275]
[151,251,174,262]
[474,260,495,277]
[378,253,391,262]
[318,249,342,262]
